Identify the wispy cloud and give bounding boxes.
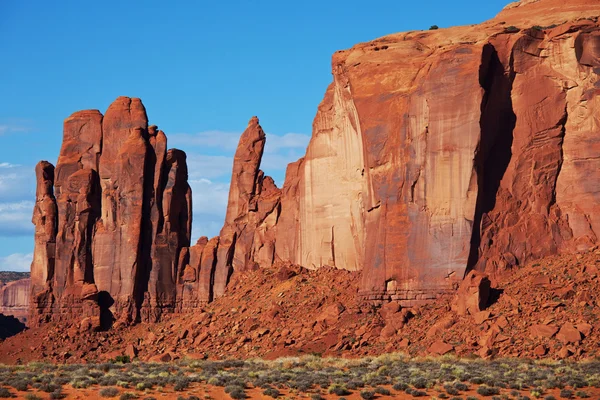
[0,163,35,202]
[0,252,32,272]
[0,200,34,236]
[0,123,30,136]
[170,130,310,154]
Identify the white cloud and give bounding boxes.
[187,154,233,180]
[0,201,34,236]
[0,163,35,202]
[169,131,241,151]
[0,252,32,272]
[265,133,310,153]
[189,178,230,241]
[0,162,20,168]
[0,124,29,136]
[170,130,310,154]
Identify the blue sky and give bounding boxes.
[0,0,511,271]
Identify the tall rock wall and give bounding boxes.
[30,97,192,327]
[270,0,600,305]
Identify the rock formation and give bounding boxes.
[174,117,282,308]
[0,278,30,323]
[269,0,600,304]
[29,0,600,327]
[30,97,192,327]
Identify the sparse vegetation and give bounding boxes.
[430,25,439,30]
[0,356,596,398]
[505,25,520,33]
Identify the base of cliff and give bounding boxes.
[0,250,598,364]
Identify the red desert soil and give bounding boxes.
[4,384,600,400]
[0,250,598,365]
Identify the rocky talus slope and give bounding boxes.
[0,251,597,362]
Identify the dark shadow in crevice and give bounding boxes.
[98,291,115,331]
[0,314,26,339]
[487,288,505,309]
[466,43,516,274]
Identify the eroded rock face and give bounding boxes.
[0,279,31,323]
[271,1,600,304]
[212,117,281,297]
[30,97,191,327]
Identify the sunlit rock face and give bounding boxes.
[272,0,600,305]
[30,97,192,327]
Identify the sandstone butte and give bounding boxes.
[26,0,600,331]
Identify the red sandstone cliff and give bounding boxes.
[30,97,192,328]
[269,0,600,304]
[29,0,600,327]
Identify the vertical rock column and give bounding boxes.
[30,161,58,324]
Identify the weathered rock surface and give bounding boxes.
[0,278,30,323]
[30,97,192,327]
[267,0,600,304]
[28,0,600,329]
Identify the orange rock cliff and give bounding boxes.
[29,0,600,327]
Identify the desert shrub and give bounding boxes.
[505,26,520,33]
[99,387,120,398]
[575,391,590,398]
[545,396,557,400]
[560,389,573,399]
[430,25,439,30]
[329,384,351,396]
[24,394,42,400]
[49,391,66,400]
[360,390,375,399]
[445,384,459,395]
[0,387,11,398]
[136,382,153,390]
[375,386,390,395]
[393,382,408,391]
[412,377,428,389]
[113,356,131,364]
[477,386,500,396]
[228,388,247,399]
[38,383,59,393]
[262,387,280,398]
[8,379,28,392]
[346,380,364,390]
[531,388,544,398]
[120,393,138,400]
[411,390,428,397]
[173,378,190,391]
[438,394,449,399]
[310,394,325,400]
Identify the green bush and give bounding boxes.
[505,26,520,33]
[430,25,439,30]
[0,388,11,398]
